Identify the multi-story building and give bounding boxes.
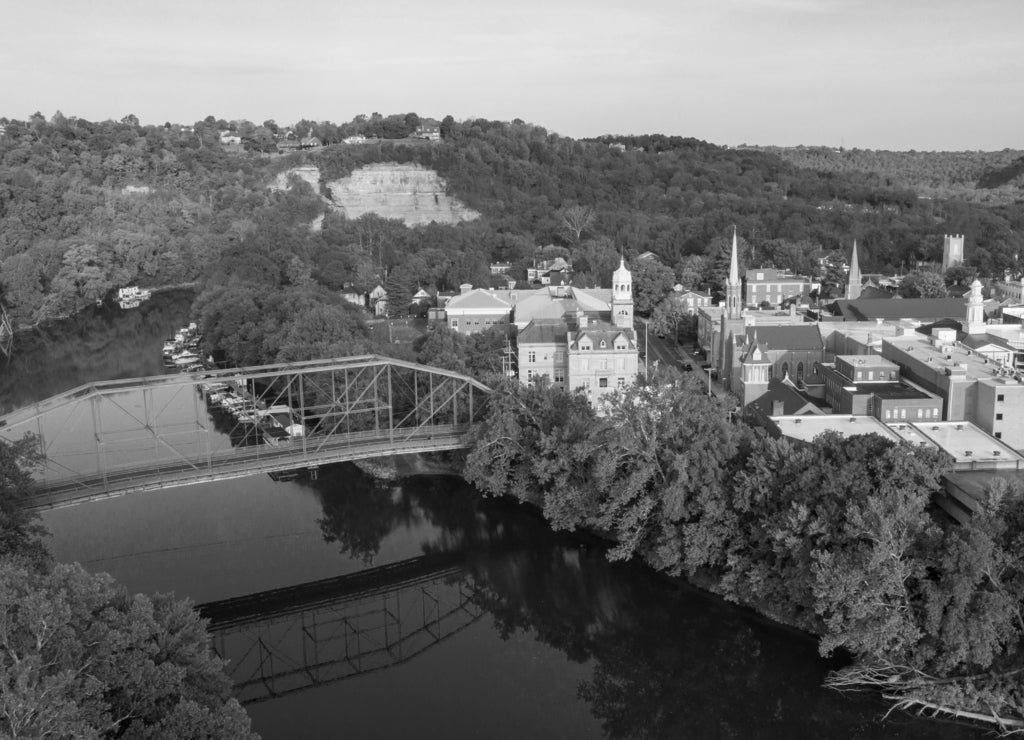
[744,268,816,308]
[881,327,1024,450]
[730,325,825,404]
[443,285,513,334]
[819,355,942,422]
[672,287,712,314]
[517,259,638,405]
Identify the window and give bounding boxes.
[782,362,789,378]
[900,409,907,419]
[580,343,591,351]
[917,408,923,418]
[601,359,609,370]
[554,369,565,383]
[617,377,626,388]
[996,432,1003,439]
[599,378,608,388]
[797,362,804,382]
[996,413,1004,421]
[451,319,459,329]
[885,409,892,419]
[998,394,1005,402]
[528,351,536,363]
[600,340,607,348]
[526,370,534,380]
[867,371,874,380]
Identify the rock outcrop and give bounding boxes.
[270,165,323,193]
[326,163,479,226]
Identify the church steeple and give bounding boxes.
[846,240,862,300]
[966,278,985,334]
[611,257,633,328]
[726,227,741,319]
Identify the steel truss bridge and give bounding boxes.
[199,553,482,705]
[0,356,491,509]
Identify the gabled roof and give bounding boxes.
[829,297,967,322]
[518,320,569,345]
[742,325,823,351]
[513,286,611,324]
[445,289,512,311]
[570,323,636,350]
[746,378,824,415]
[960,334,1016,352]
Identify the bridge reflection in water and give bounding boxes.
[0,355,491,509]
[199,553,482,705]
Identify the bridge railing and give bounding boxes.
[0,356,491,505]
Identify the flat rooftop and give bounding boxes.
[770,415,902,444]
[870,383,934,400]
[892,420,1024,468]
[885,333,1024,386]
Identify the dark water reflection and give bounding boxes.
[0,290,194,413]
[11,294,987,739]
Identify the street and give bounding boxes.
[635,318,730,400]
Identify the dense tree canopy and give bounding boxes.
[464,378,1024,728]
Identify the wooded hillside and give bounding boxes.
[3,112,1023,329]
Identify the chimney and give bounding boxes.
[460,283,472,295]
[576,309,587,329]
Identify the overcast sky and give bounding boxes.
[2,0,1021,150]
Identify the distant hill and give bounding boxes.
[748,146,1024,205]
[977,155,1024,190]
[3,112,1024,328]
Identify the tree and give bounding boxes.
[899,270,948,298]
[943,264,979,290]
[439,115,455,139]
[650,297,690,341]
[0,436,49,567]
[0,561,256,739]
[631,259,676,315]
[560,205,595,243]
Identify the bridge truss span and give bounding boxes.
[0,356,491,508]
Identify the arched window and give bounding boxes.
[782,362,789,379]
[797,362,804,381]
[768,365,774,380]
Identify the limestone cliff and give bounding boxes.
[325,163,479,226]
[269,164,323,194]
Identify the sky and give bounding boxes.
[1,0,1021,150]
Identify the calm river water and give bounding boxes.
[2,292,987,739]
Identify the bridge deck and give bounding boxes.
[26,425,472,510]
[1,355,491,509]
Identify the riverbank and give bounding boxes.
[9,282,198,332]
[461,379,1024,735]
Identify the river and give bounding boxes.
[2,291,986,739]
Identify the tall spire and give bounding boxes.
[726,227,741,319]
[846,239,862,300]
[729,227,740,286]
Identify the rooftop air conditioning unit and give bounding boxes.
[956,424,964,431]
